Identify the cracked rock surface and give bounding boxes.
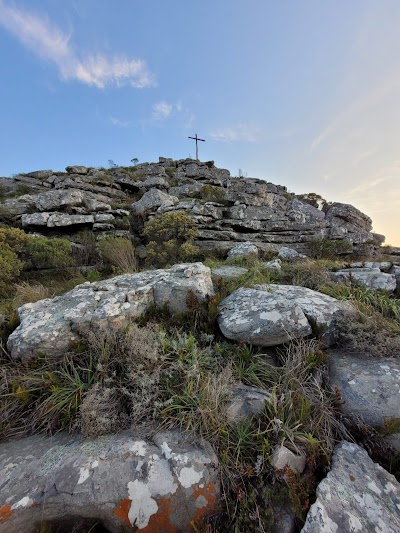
[301,441,400,532]
[218,285,351,346]
[328,352,400,428]
[7,263,214,361]
[0,430,219,533]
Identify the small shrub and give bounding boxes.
[144,211,199,267]
[80,384,125,437]
[307,238,352,259]
[26,237,74,270]
[15,184,34,195]
[73,230,99,267]
[281,260,332,290]
[0,227,31,293]
[0,206,15,226]
[98,237,137,273]
[200,184,228,204]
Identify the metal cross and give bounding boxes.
[188,134,205,161]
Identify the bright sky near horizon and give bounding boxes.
[0,0,399,245]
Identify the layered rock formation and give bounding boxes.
[0,158,385,255]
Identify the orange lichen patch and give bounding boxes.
[140,497,177,533]
[114,498,132,526]
[191,482,219,525]
[0,505,12,524]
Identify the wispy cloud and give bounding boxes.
[209,124,261,143]
[109,116,132,128]
[152,101,173,120]
[0,1,155,88]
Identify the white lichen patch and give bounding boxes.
[147,459,177,496]
[178,466,204,488]
[77,467,90,484]
[160,441,172,460]
[127,480,158,529]
[367,481,382,495]
[130,441,147,456]
[259,310,281,321]
[12,496,34,509]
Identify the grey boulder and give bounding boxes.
[27,169,54,179]
[211,266,248,281]
[0,430,219,533]
[131,189,178,215]
[226,383,271,423]
[301,441,400,532]
[278,246,307,261]
[7,263,214,361]
[218,285,350,346]
[333,267,397,292]
[328,352,400,428]
[227,241,258,258]
[34,189,85,211]
[66,165,90,174]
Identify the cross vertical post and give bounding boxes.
[188,134,205,161]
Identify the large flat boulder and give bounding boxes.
[328,352,400,428]
[34,189,85,211]
[131,189,178,215]
[218,287,312,346]
[333,267,397,292]
[218,285,350,346]
[0,430,219,533]
[227,241,258,258]
[301,441,400,532]
[7,263,214,361]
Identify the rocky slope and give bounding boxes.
[0,157,386,256]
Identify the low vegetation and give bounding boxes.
[0,213,398,530]
[98,236,137,274]
[144,210,199,267]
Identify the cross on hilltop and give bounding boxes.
[188,134,205,161]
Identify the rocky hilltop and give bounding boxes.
[0,157,386,256]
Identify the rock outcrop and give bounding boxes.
[328,352,400,428]
[301,441,400,532]
[333,267,397,292]
[7,263,213,361]
[0,430,219,533]
[0,158,385,254]
[218,285,352,347]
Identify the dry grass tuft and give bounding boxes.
[98,237,137,273]
[13,281,53,307]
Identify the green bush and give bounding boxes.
[26,237,74,269]
[307,238,352,259]
[0,228,31,292]
[144,211,199,267]
[200,184,228,204]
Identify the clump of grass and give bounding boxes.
[13,281,53,307]
[98,236,137,274]
[321,282,400,320]
[332,308,400,358]
[280,260,333,290]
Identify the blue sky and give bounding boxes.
[1,0,399,244]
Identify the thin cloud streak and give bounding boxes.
[209,124,261,143]
[110,116,132,128]
[152,101,173,120]
[0,1,155,88]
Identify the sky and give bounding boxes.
[0,1,399,245]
